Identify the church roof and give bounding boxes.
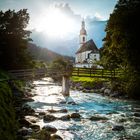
[76,39,99,54]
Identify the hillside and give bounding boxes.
[28,43,74,62]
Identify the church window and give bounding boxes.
[88,53,90,59]
[83,36,85,42]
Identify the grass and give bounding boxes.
[71,76,109,82]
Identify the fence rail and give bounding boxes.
[72,68,123,78]
[0,68,124,81]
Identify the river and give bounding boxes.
[27,77,140,140]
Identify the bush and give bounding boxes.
[0,82,18,140]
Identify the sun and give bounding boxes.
[35,8,75,38]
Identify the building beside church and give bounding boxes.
[75,20,100,68]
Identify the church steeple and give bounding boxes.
[82,20,85,29]
[79,20,87,46]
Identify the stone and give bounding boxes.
[59,109,68,113]
[22,98,34,102]
[100,87,105,93]
[59,115,71,121]
[134,112,140,117]
[104,89,111,95]
[67,101,77,105]
[22,104,35,115]
[17,127,32,136]
[70,113,81,118]
[112,125,125,131]
[110,91,120,98]
[19,118,32,127]
[30,124,40,132]
[37,129,51,140]
[51,134,63,140]
[59,101,67,104]
[25,115,39,124]
[39,112,46,116]
[42,125,57,134]
[43,114,57,122]
[89,115,108,121]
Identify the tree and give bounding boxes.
[0,9,33,69]
[100,0,140,98]
[49,57,73,81]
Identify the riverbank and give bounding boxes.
[70,76,129,100]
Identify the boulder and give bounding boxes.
[59,109,68,113]
[43,114,57,122]
[36,129,51,140]
[100,87,105,93]
[42,125,57,134]
[112,125,125,131]
[70,113,81,119]
[59,115,71,121]
[134,112,140,117]
[39,112,46,116]
[30,124,40,132]
[67,101,77,105]
[110,91,120,98]
[89,115,108,121]
[22,104,35,115]
[104,89,111,95]
[19,118,32,127]
[51,134,63,140]
[17,127,32,136]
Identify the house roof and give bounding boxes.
[76,39,99,54]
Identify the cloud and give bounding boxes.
[54,3,81,23]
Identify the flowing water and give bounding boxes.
[27,78,140,140]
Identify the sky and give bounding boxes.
[0,0,118,56]
[0,0,118,27]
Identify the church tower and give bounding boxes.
[79,20,87,46]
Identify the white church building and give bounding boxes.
[75,20,100,68]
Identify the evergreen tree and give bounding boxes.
[100,0,140,98]
[0,9,33,69]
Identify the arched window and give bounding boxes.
[83,36,85,42]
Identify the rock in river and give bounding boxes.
[43,114,57,122]
[42,125,57,134]
[112,125,125,131]
[89,115,108,121]
[70,113,81,119]
[59,115,71,121]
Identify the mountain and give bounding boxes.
[30,20,107,56]
[28,43,74,62]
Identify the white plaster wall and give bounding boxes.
[90,53,100,62]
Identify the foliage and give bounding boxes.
[49,57,73,72]
[71,76,107,82]
[0,70,18,139]
[0,9,33,70]
[100,0,140,98]
[48,57,73,81]
[71,77,107,90]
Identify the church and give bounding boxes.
[75,20,100,68]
